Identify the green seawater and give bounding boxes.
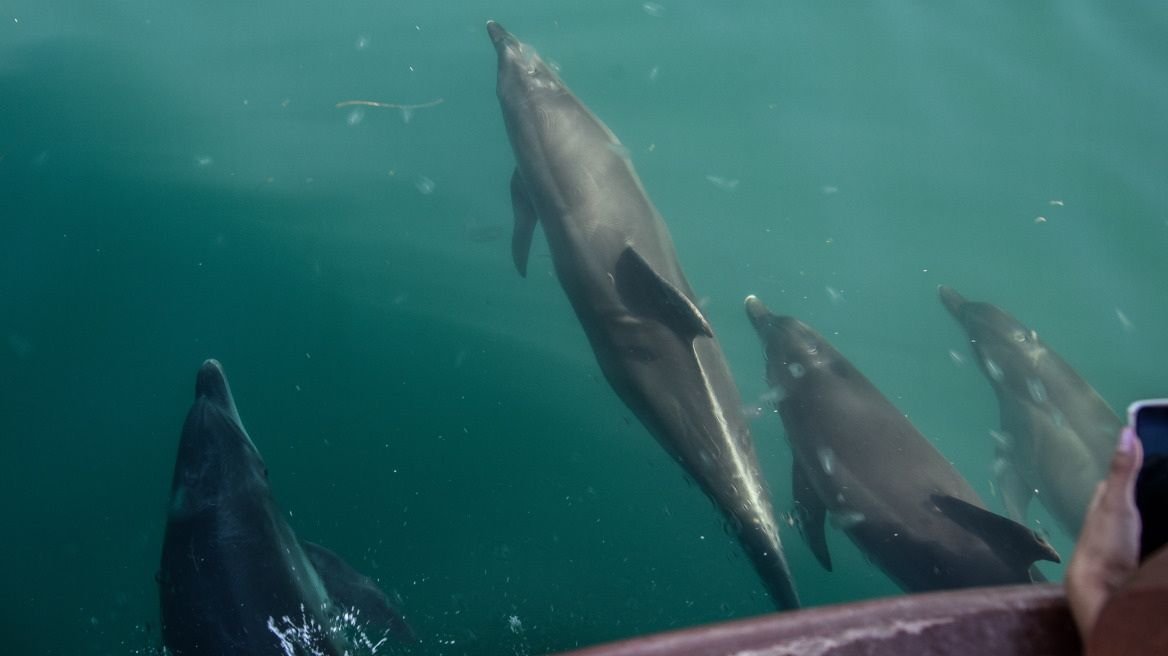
[1,1,1166,654]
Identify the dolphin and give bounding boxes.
[488,21,799,610]
[938,285,1123,536]
[744,296,1060,592]
[158,360,414,655]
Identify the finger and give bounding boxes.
[1100,427,1144,510]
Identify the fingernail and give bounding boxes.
[1119,426,1135,453]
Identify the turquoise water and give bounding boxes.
[2,1,1166,653]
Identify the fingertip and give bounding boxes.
[1118,426,1135,453]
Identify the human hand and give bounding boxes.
[1065,426,1144,641]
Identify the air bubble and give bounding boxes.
[989,430,1014,451]
[984,358,1004,381]
[817,446,835,475]
[759,385,785,407]
[605,142,631,159]
[830,511,865,530]
[1027,378,1047,403]
[1051,409,1065,429]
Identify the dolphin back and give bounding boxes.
[160,360,411,654]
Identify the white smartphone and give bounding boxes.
[1128,398,1168,456]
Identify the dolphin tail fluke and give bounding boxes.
[509,169,539,277]
[735,520,802,611]
[793,462,832,571]
[301,541,417,643]
[614,247,713,342]
[930,494,1061,568]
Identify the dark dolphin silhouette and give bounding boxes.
[488,21,799,609]
[158,360,413,655]
[745,296,1060,592]
[938,285,1122,536]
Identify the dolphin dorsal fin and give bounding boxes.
[614,246,713,343]
[929,494,1061,567]
[510,169,539,277]
[301,541,416,643]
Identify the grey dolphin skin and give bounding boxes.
[158,360,413,655]
[488,21,800,610]
[938,285,1123,536]
[744,296,1060,592]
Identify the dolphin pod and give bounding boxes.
[938,285,1123,536]
[158,360,413,655]
[744,296,1061,592]
[152,25,1129,646]
[487,21,800,610]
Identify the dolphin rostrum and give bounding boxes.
[158,360,414,654]
[744,296,1060,592]
[938,285,1123,536]
[488,21,799,609]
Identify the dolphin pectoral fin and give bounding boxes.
[929,495,1061,568]
[510,169,539,278]
[793,463,832,571]
[301,541,416,642]
[614,246,714,342]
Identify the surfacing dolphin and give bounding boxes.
[744,296,1060,592]
[938,285,1123,536]
[488,21,799,610]
[158,360,414,655]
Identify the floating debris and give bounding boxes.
[336,98,444,124]
[705,175,739,191]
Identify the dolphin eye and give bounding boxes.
[626,346,656,363]
[1011,330,1027,343]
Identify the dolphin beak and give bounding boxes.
[937,285,967,317]
[744,295,773,332]
[486,20,527,64]
[486,21,511,46]
[195,359,244,429]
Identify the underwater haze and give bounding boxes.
[2,1,1166,654]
